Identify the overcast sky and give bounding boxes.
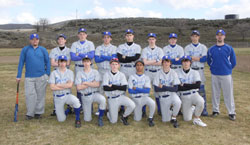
[0,0,249,24]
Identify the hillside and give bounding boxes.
[0,18,250,48]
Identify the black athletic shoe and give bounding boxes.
[120,116,129,125]
[142,111,147,118]
[75,120,81,128]
[229,114,236,121]
[119,109,125,117]
[50,110,56,116]
[212,112,219,117]
[178,111,183,116]
[34,114,42,119]
[26,115,33,120]
[171,119,179,128]
[148,118,155,127]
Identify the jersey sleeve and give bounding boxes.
[112,46,117,55]
[74,71,82,85]
[173,71,181,85]
[179,46,184,58]
[193,70,201,82]
[69,70,74,82]
[141,48,147,59]
[201,44,208,56]
[95,46,101,56]
[184,45,190,56]
[153,72,160,86]
[116,45,123,54]
[48,71,56,84]
[70,42,77,53]
[158,48,164,60]
[120,73,128,85]
[89,41,95,51]
[128,76,134,89]
[94,70,101,82]
[66,48,71,60]
[135,44,141,54]
[49,49,55,59]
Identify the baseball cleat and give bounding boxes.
[26,115,33,120]
[120,116,129,125]
[212,112,219,117]
[171,119,179,128]
[229,114,236,121]
[98,118,104,127]
[75,120,81,128]
[50,110,56,116]
[201,111,209,116]
[193,118,207,127]
[148,118,155,127]
[34,114,42,119]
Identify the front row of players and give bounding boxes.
[49,54,207,128]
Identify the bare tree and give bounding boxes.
[33,18,50,32]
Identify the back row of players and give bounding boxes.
[49,28,209,128]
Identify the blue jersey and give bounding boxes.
[207,44,236,75]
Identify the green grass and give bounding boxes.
[0,48,250,145]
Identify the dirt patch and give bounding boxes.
[0,55,249,72]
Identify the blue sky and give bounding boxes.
[0,0,249,24]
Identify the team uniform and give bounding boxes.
[153,69,181,122]
[176,68,204,121]
[117,43,141,79]
[185,42,208,115]
[102,71,135,124]
[163,44,184,71]
[75,69,106,123]
[49,68,81,122]
[207,40,236,118]
[141,46,164,81]
[128,73,155,122]
[49,46,71,70]
[95,44,117,77]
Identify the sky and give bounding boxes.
[0,0,250,24]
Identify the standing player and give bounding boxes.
[184,30,208,116]
[128,60,155,127]
[49,55,81,128]
[177,55,207,127]
[16,33,50,120]
[117,29,141,79]
[141,33,164,116]
[163,33,184,71]
[70,28,95,110]
[49,34,71,116]
[75,56,106,126]
[207,29,237,121]
[153,56,182,128]
[102,58,135,125]
[95,31,117,77]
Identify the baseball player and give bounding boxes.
[184,30,208,116]
[177,55,207,127]
[70,28,95,110]
[49,55,81,128]
[153,56,182,128]
[207,29,237,121]
[95,31,117,77]
[141,33,164,116]
[75,56,106,126]
[117,29,141,79]
[163,33,184,71]
[49,34,72,116]
[16,33,50,120]
[102,58,135,125]
[128,60,155,127]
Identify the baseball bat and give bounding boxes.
[14,82,19,122]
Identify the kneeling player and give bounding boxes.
[49,55,81,128]
[128,60,156,127]
[177,56,207,127]
[153,56,181,128]
[103,58,135,125]
[75,56,106,127]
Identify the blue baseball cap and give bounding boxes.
[191,30,200,36]
[162,55,172,61]
[57,34,67,39]
[102,31,112,36]
[30,33,39,40]
[169,33,178,39]
[181,55,192,62]
[148,33,156,38]
[125,29,134,34]
[216,29,226,35]
[58,55,68,61]
[82,55,91,61]
[78,28,87,33]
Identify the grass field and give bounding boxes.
[0,48,250,145]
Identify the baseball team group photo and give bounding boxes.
[1,1,250,144]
